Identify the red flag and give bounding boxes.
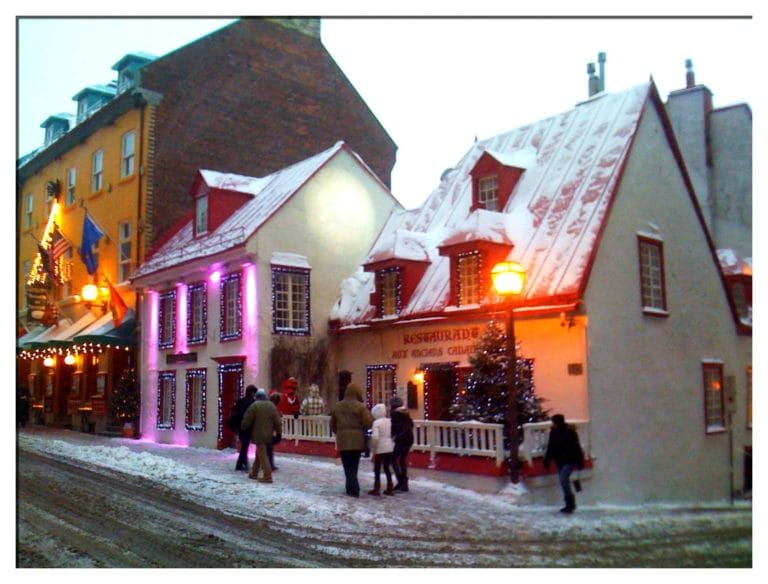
[106,278,128,328]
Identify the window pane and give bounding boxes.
[457,253,480,306]
[380,270,399,316]
[639,239,666,311]
[478,176,499,211]
[703,364,724,431]
[121,131,135,177]
[272,268,309,334]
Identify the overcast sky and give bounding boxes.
[15,15,759,210]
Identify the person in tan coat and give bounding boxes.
[241,388,282,483]
[329,382,373,497]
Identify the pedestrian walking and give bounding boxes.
[241,388,282,483]
[368,403,395,496]
[329,382,373,498]
[543,414,585,513]
[300,383,326,416]
[229,385,257,471]
[17,386,31,428]
[390,396,414,492]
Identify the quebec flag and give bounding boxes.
[80,213,104,275]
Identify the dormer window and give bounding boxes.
[456,252,481,306]
[477,176,499,211]
[378,268,401,317]
[195,195,209,236]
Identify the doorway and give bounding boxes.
[424,363,457,421]
[217,361,244,450]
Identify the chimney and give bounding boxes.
[685,58,696,88]
[587,62,599,97]
[598,52,607,92]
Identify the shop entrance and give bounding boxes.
[216,360,245,450]
[423,363,457,421]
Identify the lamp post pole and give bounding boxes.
[505,300,520,484]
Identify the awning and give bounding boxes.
[73,310,137,347]
[23,318,74,349]
[17,325,49,350]
[47,312,100,348]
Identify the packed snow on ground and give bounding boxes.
[15,428,753,571]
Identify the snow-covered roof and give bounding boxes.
[334,83,654,326]
[717,248,752,276]
[132,142,349,280]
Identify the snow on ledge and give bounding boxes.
[271,252,311,269]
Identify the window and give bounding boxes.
[157,372,176,430]
[158,290,177,350]
[220,273,242,341]
[118,222,132,283]
[121,131,135,178]
[187,283,207,345]
[478,175,499,211]
[638,237,667,313]
[66,167,77,207]
[195,195,208,236]
[366,365,396,410]
[457,252,481,306]
[379,268,400,317]
[60,248,73,297]
[91,149,104,192]
[24,193,33,229]
[703,362,725,433]
[272,267,310,335]
[185,369,207,431]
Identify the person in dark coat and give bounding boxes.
[233,385,257,471]
[389,396,414,492]
[241,389,282,483]
[544,414,585,513]
[329,382,374,497]
[17,386,31,428]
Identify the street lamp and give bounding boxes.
[490,261,527,483]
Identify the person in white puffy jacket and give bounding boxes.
[367,403,395,496]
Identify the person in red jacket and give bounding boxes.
[279,377,301,418]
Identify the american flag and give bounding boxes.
[50,224,70,264]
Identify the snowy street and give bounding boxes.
[16,427,751,568]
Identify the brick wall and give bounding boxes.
[139,18,397,245]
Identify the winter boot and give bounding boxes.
[384,478,395,496]
[560,494,576,513]
[368,481,381,496]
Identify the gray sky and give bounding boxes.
[16,15,759,210]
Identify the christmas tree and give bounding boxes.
[110,367,140,424]
[451,320,548,439]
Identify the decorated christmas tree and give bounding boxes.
[451,320,548,439]
[110,367,140,424]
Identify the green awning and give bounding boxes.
[73,311,137,347]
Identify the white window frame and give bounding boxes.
[186,369,206,430]
[195,195,208,236]
[638,236,667,314]
[91,149,104,192]
[121,130,135,178]
[272,267,310,335]
[187,283,207,345]
[478,175,499,211]
[66,167,77,207]
[158,290,176,350]
[118,222,132,283]
[703,362,725,433]
[24,193,33,229]
[220,273,242,341]
[367,366,395,409]
[157,372,175,430]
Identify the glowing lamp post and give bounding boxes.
[491,261,527,483]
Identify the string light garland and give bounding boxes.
[217,362,245,440]
[219,272,243,342]
[158,289,177,350]
[186,282,208,345]
[421,362,459,421]
[271,266,311,335]
[378,267,403,317]
[456,250,483,306]
[365,364,397,410]
[185,368,207,431]
[156,371,176,430]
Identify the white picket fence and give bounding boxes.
[280,415,590,467]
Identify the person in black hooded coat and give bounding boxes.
[232,385,257,471]
[389,396,414,492]
[544,414,585,513]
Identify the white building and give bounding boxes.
[131,142,400,449]
[328,81,752,504]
